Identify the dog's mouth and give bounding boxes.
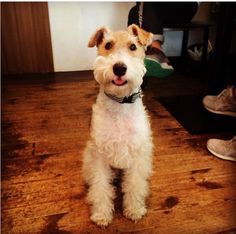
[112,78,128,86]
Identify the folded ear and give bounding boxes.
[128,24,153,47]
[88,27,110,47]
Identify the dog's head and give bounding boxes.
[88,24,153,97]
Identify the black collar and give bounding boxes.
[104,88,142,104]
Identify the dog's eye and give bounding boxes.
[129,44,137,51]
[105,42,113,50]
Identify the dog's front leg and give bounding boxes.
[122,156,151,222]
[86,157,115,227]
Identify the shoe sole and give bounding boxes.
[203,103,236,117]
[207,145,236,162]
[144,58,174,78]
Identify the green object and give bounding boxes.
[144,57,174,78]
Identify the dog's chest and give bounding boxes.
[93,104,147,143]
[91,103,150,168]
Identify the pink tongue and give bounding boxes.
[114,79,126,85]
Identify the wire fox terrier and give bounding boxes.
[82,24,154,227]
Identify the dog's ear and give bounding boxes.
[128,24,153,47]
[88,27,110,47]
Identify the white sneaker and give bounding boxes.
[207,136,236,161]
[203,87,236,117]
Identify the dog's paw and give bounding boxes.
[90,212,113,228]
[124,206,147,222]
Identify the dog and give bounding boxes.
[82,24,153,227]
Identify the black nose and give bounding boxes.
[113,62,127,77]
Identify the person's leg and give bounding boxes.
[143,3,199,77]
[141,3,164,41]
[142,2,198,46]
[139,3,174,78]
[128,2,199,78]
[127,5,139,27]
[128,3,164,47]
[128,3,172,78]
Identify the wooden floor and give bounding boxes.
[2,71,236,234]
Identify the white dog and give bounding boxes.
[82,24,153,227]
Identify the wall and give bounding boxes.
[48,2,134,72]
[48,2,214,72]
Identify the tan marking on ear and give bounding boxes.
[88,27,110,48]
[128,24,153,47]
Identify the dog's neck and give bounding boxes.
[104,88,142,104]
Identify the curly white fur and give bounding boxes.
[82,25,153,227]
